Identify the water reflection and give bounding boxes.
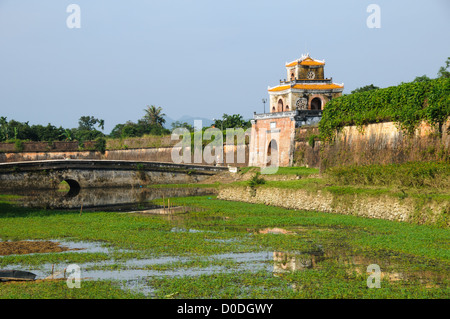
[5,187,216,211]
[271,249,448,287]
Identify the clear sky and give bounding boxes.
[0,0,449,133]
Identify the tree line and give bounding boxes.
[0,105,251,143]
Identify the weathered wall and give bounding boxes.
[0,160,227,190]
[249,114,296,167]
[218,186,449,225]
[293,120,450,169]
[0,145,249,167]
[293,126,321,168]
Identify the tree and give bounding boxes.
[75,116,105,142]
[171,121,194,132]
[78,116,104,131]
[351,84,380,94]
[30,124,65,142]
[109,123,125,139]
[412,75,432,83]
[213,114,251,130]
[437,57,450,79]
[98,119,105,131]
[60,129,74,141]
[0,117,9,141]
[143,105,166,127]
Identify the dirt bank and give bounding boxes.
[0,241,79,256]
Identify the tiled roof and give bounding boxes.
[268,83,343,92]
[285,54,325,68]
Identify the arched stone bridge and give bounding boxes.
[0,160,229,192]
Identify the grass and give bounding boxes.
[270,166,319,176]
[325,161,450,190]
[239,166,319,177]
[0,194,448,299]
[146,183,220,189]
[0,280,145,299]
[149,268,449,299]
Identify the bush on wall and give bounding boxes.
[319,78,450,141]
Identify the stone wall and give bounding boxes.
[0,141,95,153]
[319,120,450,170]
[0,160,227,190]
[293,120,450,169]
[0,145,249,167]
[218,186,448,225]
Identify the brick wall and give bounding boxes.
[249,116,296,167]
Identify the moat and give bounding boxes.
[0,184,448,298]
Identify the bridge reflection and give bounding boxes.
[4,186,216,211]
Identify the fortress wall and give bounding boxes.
[293,120,450,169]
[0,144,249,167]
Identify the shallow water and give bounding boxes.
[2,234,447,297]
[1,187,448,297]
[2,186,216,211]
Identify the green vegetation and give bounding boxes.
[351,84,380,94]
[0,280,144,299]
[438,57,450,79]
[325,161,450,190]
[307,134,319,148]
[149,268,448,299]
[0,194,448,298]
[110,105,170,139]
[14,139,24,152]
[146,183,220,189]
[319,77,450,141]
[94,137,107,154]
[1,109,252,152]
[239,166,319,177]
[321,57,450,141]
[248,172,266,188]
[171,121,194,132]
[213,113,251,130]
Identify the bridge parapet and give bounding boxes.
[0,160,229,190]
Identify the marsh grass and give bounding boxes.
[0,195,448,298]
[149,265,449,299]
[0,280,145,299]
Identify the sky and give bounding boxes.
[0,0,449,133]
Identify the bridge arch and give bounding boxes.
[63,179,81,197]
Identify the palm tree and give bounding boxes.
[98,119,105,131]
[143,105,166,127]
[60,129,74,141]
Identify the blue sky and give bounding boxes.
[0,0,449,133]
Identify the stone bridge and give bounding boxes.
[0,160,229,192]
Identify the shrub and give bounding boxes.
[14,140,24,152]
[319,78,450,141]
[248,172,266,188]
[94,137,107,154]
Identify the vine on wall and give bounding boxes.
[319,78,450,141]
